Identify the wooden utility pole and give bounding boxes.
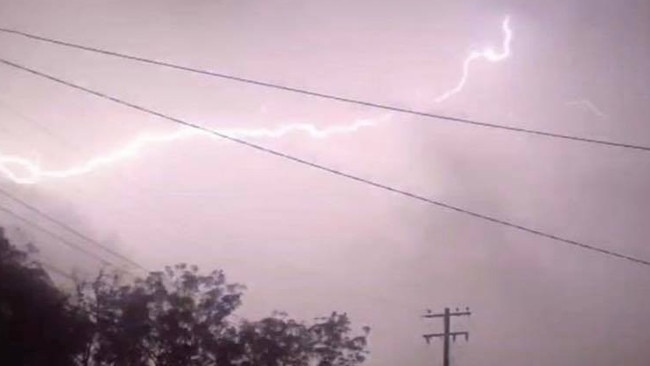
[423,307,471,366]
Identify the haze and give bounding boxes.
[1,0,650,365]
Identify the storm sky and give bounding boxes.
[1,0,650,365]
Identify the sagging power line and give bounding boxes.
[1,57,648,268]
[0,186,147,271]
[0,27,648,152]
[0,202,118,267]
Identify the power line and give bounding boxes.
[0,97,77,149]
[0,96,178,226]
[0,202,120,268]
[40,261,76,282]
[2,228,76,281]
[0,186,148,271]
[1,58,648,268]
[0,27,648,152]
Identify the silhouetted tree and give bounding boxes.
[237,312,370,366]
[0,228,90,366]
[75,263,370,366]
[0,227,369,365]
[74,264,244,366]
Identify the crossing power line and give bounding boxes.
[0,26,649,152]
[40,261,76,282]
[0,57,648,268]
[0,186,147,271]
[0,202,118,267]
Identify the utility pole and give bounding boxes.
[423,307,471,366]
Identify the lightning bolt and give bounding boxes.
[0,16,511,185]
[435,16,513,103]
[0,116,387,185]
[566,99,608,119]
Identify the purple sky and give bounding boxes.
[1,0,650,365]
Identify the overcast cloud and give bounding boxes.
[1,1,650,365]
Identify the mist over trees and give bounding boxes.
[0,228,370,366]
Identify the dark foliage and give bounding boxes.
[75,264,369,366]
[0,228,369,366]
[0,228,90,366]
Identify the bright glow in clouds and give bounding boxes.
[0,116,388,185]
[1,15,511,185]
[435,16,513,103]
